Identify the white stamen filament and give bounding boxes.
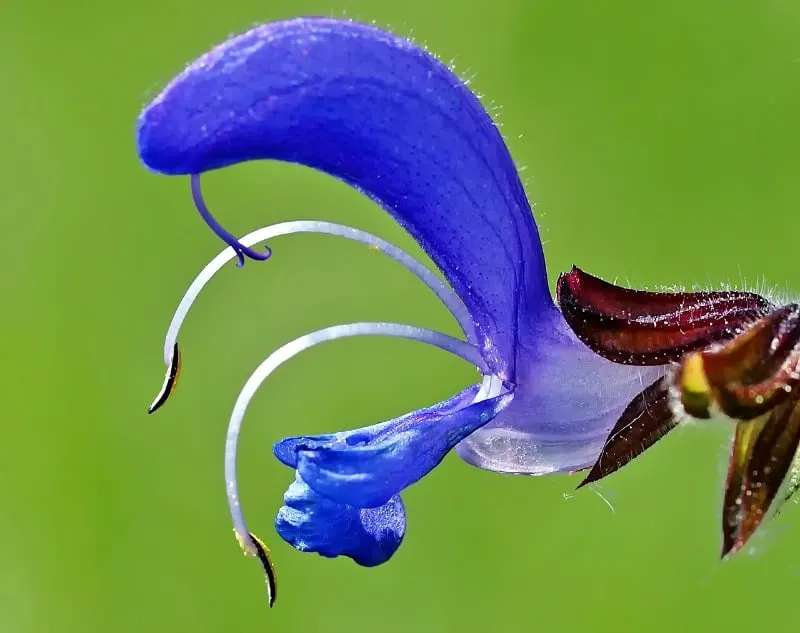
[225,321,488,555]
[162,221,474,365]
[472,373,506,404]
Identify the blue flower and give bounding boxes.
[136,17,797,602]
[136,16,662,603]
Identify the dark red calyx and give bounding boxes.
[556,266,773,366]
[675,304,800,420]
[721,395,800,557]
[578,376,676,488]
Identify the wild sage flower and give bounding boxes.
[136,17,800,604]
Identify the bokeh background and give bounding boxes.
[2,0,800,631]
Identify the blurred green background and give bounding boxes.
[2,0,799,631]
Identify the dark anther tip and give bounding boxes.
[248,532,278,607]
[148,343,181,414]
[147,396,163,415]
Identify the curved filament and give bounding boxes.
[149,221,473,412]
[224,322,487,603]
[191,174,271,266]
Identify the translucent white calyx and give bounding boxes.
[225,321,487,552]
[162,220,474,365]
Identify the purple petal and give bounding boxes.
[274,385,512,508]
[275,472,405,566]
[136,18,550,379]
[273,385,479,469]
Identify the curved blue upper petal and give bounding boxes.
[275,472,405,567]
[136,18,551,379]
[274,384,513,508]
